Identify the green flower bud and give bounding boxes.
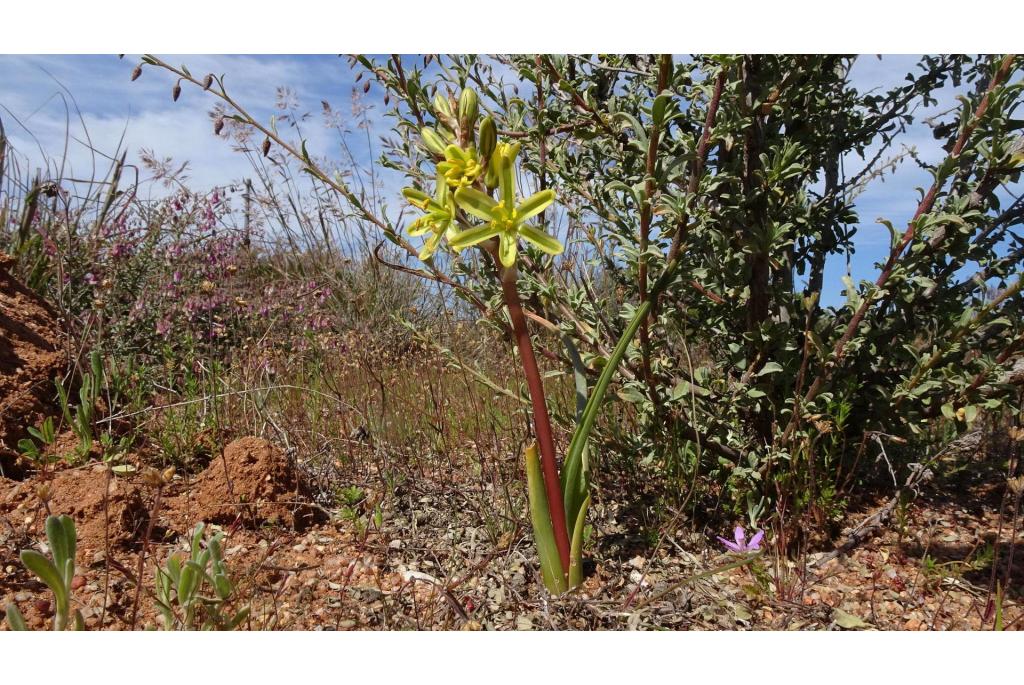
[478,116,497,160]
[420,127,447,157]
[433,92,453,119]
[458,88,479,132]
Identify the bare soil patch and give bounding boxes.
[0,252,65,475]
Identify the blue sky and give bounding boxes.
[0,54,1000,306]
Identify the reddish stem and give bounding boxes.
[499,266,571,574]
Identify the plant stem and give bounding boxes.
[499,266,571,574]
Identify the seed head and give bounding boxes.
[214,117,225,136]
[130,65,142,81]
[172,83,182,102]
[262,137,271,157]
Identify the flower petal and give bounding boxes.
[734,526,746,546]
[717,537,742,552]
[516,190,555,224]
[402,187,431,209]
[499,152,515,209]
[418,231,444,261]
[448,224,501,252]
[498,231,518,268]
[454,187,499,222]
[518,224,564,255]
[748,530,764,550]
[407,216,432,237]
[444,144,468,162]
[434,169,449,204]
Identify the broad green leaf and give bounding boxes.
[525,444,567,594]
[757,361,784,376]
[20,550,67,610]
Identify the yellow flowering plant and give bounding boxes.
[450,146,562,268]
[401,169,457,261]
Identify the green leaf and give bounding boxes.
[568,495,590,589]
[562,335,589,422]
[518,225,564,255]
[525,444,568,595]
[757,361,784,376]
[563,298,652,531]
[5,604,28,631]
[652,93,672,128]
[833,607,872,630]
[20,550,67,610]
[228,606,251,630]
[178,562,200,603]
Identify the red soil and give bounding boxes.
[0,252,65,474]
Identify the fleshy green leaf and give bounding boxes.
[568,495,590,589]
[20,550,67,610]
[525,444,568,594]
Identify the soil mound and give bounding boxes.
[168,437,319,530]
[1,464,150,552]
[0,252,65,470]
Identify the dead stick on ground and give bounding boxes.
[812,462,934,569]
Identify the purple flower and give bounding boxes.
[717,526,764,553]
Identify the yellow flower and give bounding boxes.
[437,144,482,189]
[402,169,457,261]
[450,144,562,268]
